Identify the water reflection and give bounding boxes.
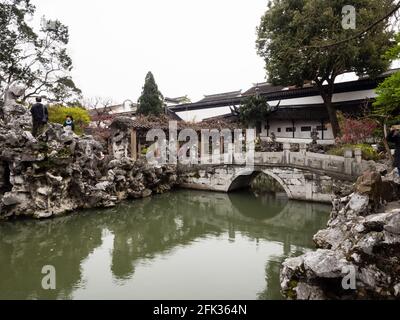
[0,190,330,300]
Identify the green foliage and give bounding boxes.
[239,95,276,125]
[256,0,395,137]
[257,0,394,85]
[0,0,81,102]
[327,144,380,161]
[141,147,148,155]
[373,70,400,124]
[137,72,164,116]
[372,33,400,127]
[48,105,91,135]
[383,33,400,61]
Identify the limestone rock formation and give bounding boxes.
[280,170,400,300]
[1,81,32,129]
[0,90,177,220]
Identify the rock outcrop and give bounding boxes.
[280,170,400,300]
[0,85,177,220]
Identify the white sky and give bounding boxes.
[31,0,269,104]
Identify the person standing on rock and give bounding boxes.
[30,97,48,137]
[63,115,75,132]
[387,125,400,173]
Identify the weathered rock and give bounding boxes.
[373,162,389,176]
[354,232,384,255]
[355,171,382,209]
[346,193,369,214]
[280,171,400,300]
[0,94,178,220]
[303,249,348,279]
[295,282,327,300]
[392,169,400,185]
[142,189,152,198]
[384,211,400,235]
[95,181,112,191]
[37,186,52,196]
[358,265,390,290]
[280,256,304,293]
[2,81,32,129]
[394,283,400,297]
[313,228,348,249]
[2,192,28,206]
[108,159,121,169]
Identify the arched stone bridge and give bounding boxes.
[178,145,368,203]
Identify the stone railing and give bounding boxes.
[252,143,363,178]
[193,143,363,179]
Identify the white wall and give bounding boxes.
[262,120,334,141]
[176,106,233,122]
[266,89,377,108]
[175,89,377,122]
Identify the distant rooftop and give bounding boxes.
[198,90,242,103]
[243,83,285,96]
[165,96,191,104]
[88,102,138,116]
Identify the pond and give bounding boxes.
[0,190,331,300]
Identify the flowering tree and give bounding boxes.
[337,114,378,144]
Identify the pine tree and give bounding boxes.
[137,72,164,116]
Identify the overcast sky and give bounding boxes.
[31,0,269,104]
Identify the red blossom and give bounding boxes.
[337,117,378,144]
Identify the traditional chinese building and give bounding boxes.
[170,69,399,145]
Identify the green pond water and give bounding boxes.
[0,190,331,300]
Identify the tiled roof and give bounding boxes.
[198,90,242,103]
[243,83,285,96]
[110,115,241,132]
[165,96,190,103]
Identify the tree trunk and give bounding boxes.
[317,80,341,139]
[324,96,341,139]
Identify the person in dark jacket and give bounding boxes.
[387,125,400,173]
[63,115,75,132]
[30,97,48,137]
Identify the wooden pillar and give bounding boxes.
[131,129,137,161]
[292,120,296,139]
[138,134,142,159]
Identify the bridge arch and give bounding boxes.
[227,168,293,199]
[179,164,342,203]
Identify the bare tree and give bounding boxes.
[84,97,115,128]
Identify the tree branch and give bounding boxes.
[309,3,400,49]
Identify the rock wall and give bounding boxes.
[0,94,177,220]
[280,170,400,300]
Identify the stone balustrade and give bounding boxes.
[196,143,363,179]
